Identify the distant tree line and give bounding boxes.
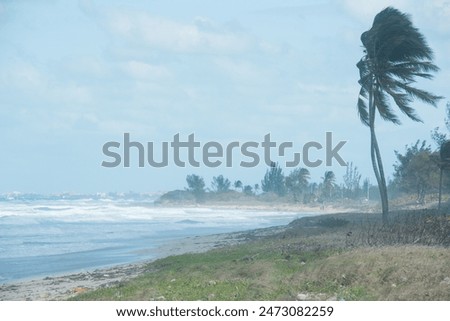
[183,99,450,205]
[183,137,450,205]
[184,160,372,204]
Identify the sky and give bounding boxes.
[0,0,449,194]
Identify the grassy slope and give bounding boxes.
[73,211,450,301]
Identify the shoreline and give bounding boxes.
[0,227,281,301]
[153,201,371,214]
[0,204,367,301]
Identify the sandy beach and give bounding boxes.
[0,228,273,301]
[0,203,365,301]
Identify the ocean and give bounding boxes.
[0,198,308,283]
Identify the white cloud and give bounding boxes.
[53,84,92,104]
[213,57,266,83]
[3,61,93,105]
[107,11,251,54]
[65,56,110,78]
[342,0,450,33]
[296,82,354,95]
[12,63,44,90]
[420,0,450,32]
[123,60,171,80]
[342,0,411,22]
[258,40,283,55]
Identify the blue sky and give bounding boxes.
[0,0,448,193]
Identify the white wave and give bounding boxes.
[0,200,304,225]
[0,199,315,281]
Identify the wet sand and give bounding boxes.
[0,229,261,301]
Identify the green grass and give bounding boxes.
[72,242,450,301]
[72,239,335,301]
[72,211,450,301]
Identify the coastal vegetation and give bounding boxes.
[72,210,450,301]
[156,141,450,209]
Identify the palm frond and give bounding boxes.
[395,83,443,106]
[373,89,400,124]
[357,57,371,81]
[385,61,439,81]
[381,85,423,122]
[389,61,439,73]
[357,6,441,128]
[358,83,368,98]
[363,7,434,62]
[357,94,369,126]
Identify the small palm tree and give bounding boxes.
[286,168,310,202]
[233,180,243,191]
[322,170,336,199]
[357,7,442,223]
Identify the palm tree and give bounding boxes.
[286,167,310,202]
[357,7,442,223]
[322,170,336,199]
[211,175,231,193]
[233,180,243,192]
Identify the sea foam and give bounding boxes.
[0,199,306,282]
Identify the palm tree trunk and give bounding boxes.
[372,129,389,222]
[368,82,389,224]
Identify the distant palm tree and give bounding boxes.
[357,7,442,223]
[286,167,310,202]
[233,180,243,192]
[322,170,336,199]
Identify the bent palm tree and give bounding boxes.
[357,7,442,223]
